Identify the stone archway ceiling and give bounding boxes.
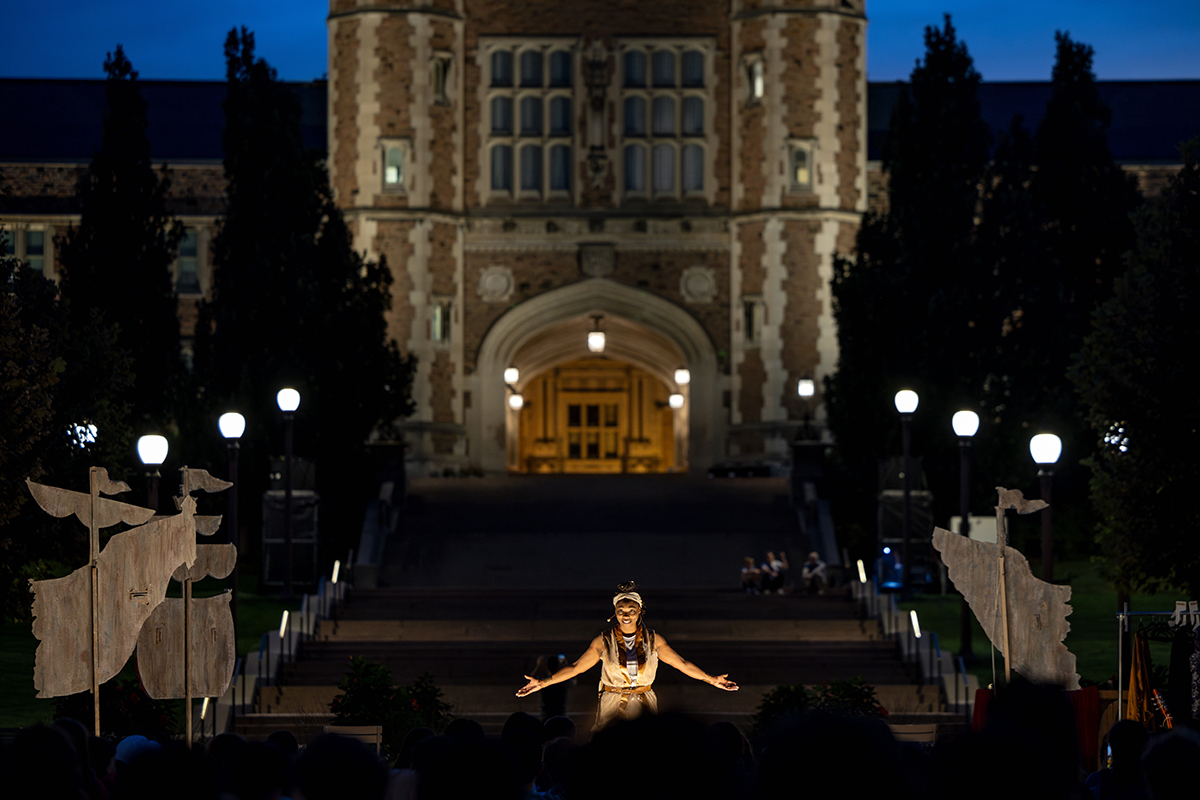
[510,313,685,391]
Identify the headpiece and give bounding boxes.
[613,591,643,608]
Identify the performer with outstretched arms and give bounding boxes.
[516,581,738,730]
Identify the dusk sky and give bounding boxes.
[2,0,1197,83]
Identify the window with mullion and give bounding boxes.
[620,43,708,199]
[487,43,575,200]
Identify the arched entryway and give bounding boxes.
[469,279,722,473]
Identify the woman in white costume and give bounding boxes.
[516,581,738,730]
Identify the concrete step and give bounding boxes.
[232,713,334,745]
[257,682,937,719]
[279,640,915,686]
[335,587,856,622]
[315,617,880,643]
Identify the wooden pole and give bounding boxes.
[88,467,102,737]
[184,576,192,746]
[995,503,1012,685]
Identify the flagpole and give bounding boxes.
[89,467,102,736]
[995,499,1012,685]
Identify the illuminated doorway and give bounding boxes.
[516,359,676,473]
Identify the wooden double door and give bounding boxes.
[517,359,674,474]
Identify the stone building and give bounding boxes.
[327,0,868,475]
[2,1,1196,476]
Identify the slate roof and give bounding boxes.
[0,78,326,164]
[1,77,1196,167]
[867,80,1200,164]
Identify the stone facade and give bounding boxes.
[328,0,869,473]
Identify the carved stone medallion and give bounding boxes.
[680,266,717,303]
[478,265,514,303]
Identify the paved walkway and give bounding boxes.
[381,473,808,590]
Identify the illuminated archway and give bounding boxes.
[470,279,722,473]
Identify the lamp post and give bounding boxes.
[1030,433,1062,583]
[137,434,169,513]
[798,378,815,439]
[277,389,300,600]
[894,390,919,600]
[218,412,245,623]
[952,410,979,660]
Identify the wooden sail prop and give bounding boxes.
[29,493,198,698]
[26,473,155,530]
[931,486,1079,689]
[136,592,236,699]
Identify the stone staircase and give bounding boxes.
[235,585,942,740]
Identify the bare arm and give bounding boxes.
[516,635,604,697]
[655,635,738,691]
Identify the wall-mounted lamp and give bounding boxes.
[797,378,815,398]
[504,367,520,385]
[668,393,684,409]
[674,368,691,386]
[508,393,525,410]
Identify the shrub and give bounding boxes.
[329,656,451,763]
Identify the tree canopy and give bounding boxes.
[827,24,1141,565]
[1072,138,1200,599]
[57,45,184,436]
[193,29,414,562]
[826,16,993,540]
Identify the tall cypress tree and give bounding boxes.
[826,16,992,542]
[58,46,183,438]
[195,29,414,564]
[1023,33,1138,439]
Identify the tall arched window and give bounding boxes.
[624,144,647,192]
[491,144,513,191]
[651,143,675,194]
[624,96,647,136]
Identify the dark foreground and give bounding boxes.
[6,682,1199,800]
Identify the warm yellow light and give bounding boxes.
[504,367,520,384]
[200,697,209,719]
[674,368,691,386]
[279,610,289,639]
[668,393,684,409]
[797,378,815,398]
[857,559,867,584]
[587,331,606,353]
[910,609,922,639]
[331,560,341,584]
[508,393,525,410]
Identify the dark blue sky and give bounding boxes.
[2,0,1197,83]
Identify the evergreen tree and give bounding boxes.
[194,29,414,565]
[979,33,1140,554]
[826,17,991,544]
[57,45,184,438]
[1,251,134,621]
[1071,139,1200,599]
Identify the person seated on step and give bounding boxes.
[760,552,782,594]
[740,556,762,593]
[800,551,827,596]
[515,581,738,731]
